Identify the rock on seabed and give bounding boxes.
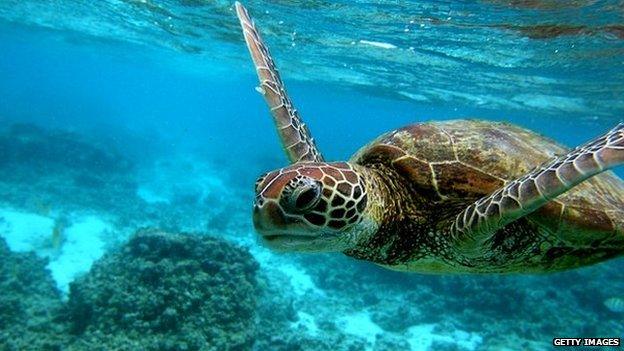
[65,229,259,351]
[0,237,68,350]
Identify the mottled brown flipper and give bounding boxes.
[451,123,624,257]
[235,2,323,163]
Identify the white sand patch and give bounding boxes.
[249,244,325,297]
[136,186,170,204]
[291,311,319,336]
[277,263,325,297]
[247,242,272,263]
[0,208,54,251]
[359,40,397,49]
[336,311,384,346]
[406,324,437,351]
[0,208,112,293]
[450,329,483,350]
[406,324,482,351]
[46,215,108,293]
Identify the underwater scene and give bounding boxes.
[0,0,623,350]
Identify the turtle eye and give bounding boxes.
[289,183,321,212]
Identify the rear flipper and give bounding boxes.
[450,123,624,257]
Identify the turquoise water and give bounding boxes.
[0,1,623,350]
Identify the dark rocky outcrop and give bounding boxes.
[65,229,259,351]
[0,123,138,218]
[0,237,69,351]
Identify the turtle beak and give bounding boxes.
[252,200,321,252]
[252,203,267,232]
[253,199,351,253]
[252,200,286,236]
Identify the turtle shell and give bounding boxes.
[351,120,624,246]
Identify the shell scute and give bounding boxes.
[441,121,563,180]
[432,162,504,198]
[355,143,406,166]
[530,201,563,234]
[558,206,615,243]
[391,156,437,198]
[390,124,455,162]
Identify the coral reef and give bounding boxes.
[65,229,259,351]
[0,123,132,175]
[0,237,69,351]
[0,123,138,217]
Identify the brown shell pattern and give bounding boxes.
[352,120,624,243]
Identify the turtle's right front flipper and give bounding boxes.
[450,123,624,257]
[235,2,323,164]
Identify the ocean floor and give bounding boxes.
[1,123,623,350]
[0,208,111,293]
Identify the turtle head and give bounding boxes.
[253,162,377,252]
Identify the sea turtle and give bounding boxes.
[235,2,624,273]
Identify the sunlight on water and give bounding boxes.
[1,0,623,117]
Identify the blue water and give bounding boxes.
[0,1,623,350]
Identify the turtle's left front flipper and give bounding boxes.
[451,123,624,257]
[235,2,323,164]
